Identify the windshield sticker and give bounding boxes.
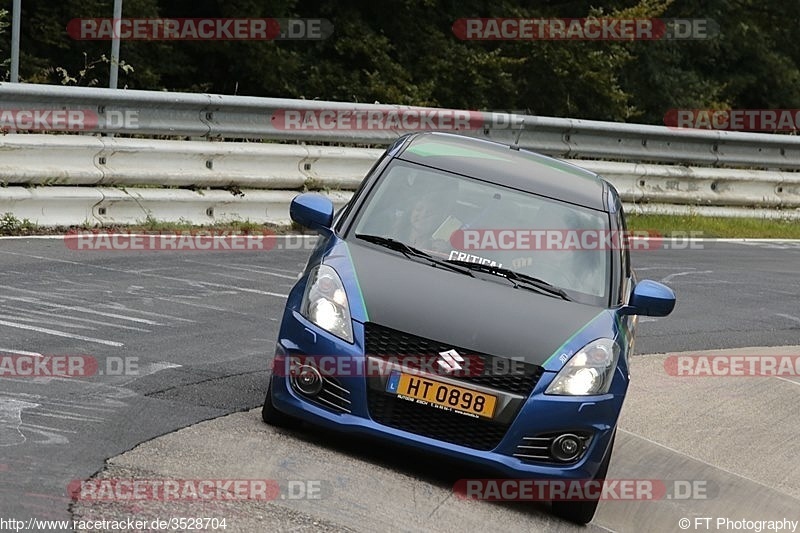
[448,250,502,268]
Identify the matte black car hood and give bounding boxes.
[346,241,603,366]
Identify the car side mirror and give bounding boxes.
[290,193,334,232]
[619,280,676,317]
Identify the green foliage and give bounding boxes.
[0,1,798,122]
[45,53,134,86]
[0,8,8,74]
[0,212,37,235]
[125,216,274,233]
[627,213,800,238]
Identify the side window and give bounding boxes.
[334,153,387,232]
[618,211,632,304]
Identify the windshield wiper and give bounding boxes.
[355,234,474,277]
[445,260,571,301]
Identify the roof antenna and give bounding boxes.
[510,117,524,151]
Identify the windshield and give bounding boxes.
[351,160,610,303]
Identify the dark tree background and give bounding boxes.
[1,0,799,124]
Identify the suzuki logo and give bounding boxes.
[437,349,464,373]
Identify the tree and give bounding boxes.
[1,0,799,125]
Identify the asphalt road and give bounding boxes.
[630,239,800,353]
[0,237,798,529]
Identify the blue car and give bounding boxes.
[263,132,675,524]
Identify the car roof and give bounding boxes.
[396,132,608,211]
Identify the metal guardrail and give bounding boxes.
[3,83,800,169]
[0,135,378,189]
[0,135,798,206]
[0,187,352,227]
[1,135,799,224]
[1,186,794,227]
[2,84,800,224]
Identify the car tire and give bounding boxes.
[261,381,298,428]
[550,430,616,525]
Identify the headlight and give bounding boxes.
[301,264,353,343]
[545,338,619,395]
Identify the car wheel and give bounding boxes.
[261,381,298,428]
[550,430,616,525]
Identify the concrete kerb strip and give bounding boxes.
[70,346,800,532]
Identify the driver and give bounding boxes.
[392,174,456,252]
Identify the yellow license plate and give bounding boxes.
[396,373,497,419]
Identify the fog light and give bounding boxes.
[292,365,323,396]
[551,434,583,462]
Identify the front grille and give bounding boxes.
[292,374,352,414]
[364,322,546,450]
[367,390,507,450]
[316,376,352,413]
[513,432,593,464]
[364,322,544,396]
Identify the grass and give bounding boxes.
[1,211,799,239]
[626,213,800,239]
[0,213,38,235]
[133,215,271,233]
[0,212,304,236]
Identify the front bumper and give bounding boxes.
[269,310,625,480]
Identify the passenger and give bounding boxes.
[521,202,605,296]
